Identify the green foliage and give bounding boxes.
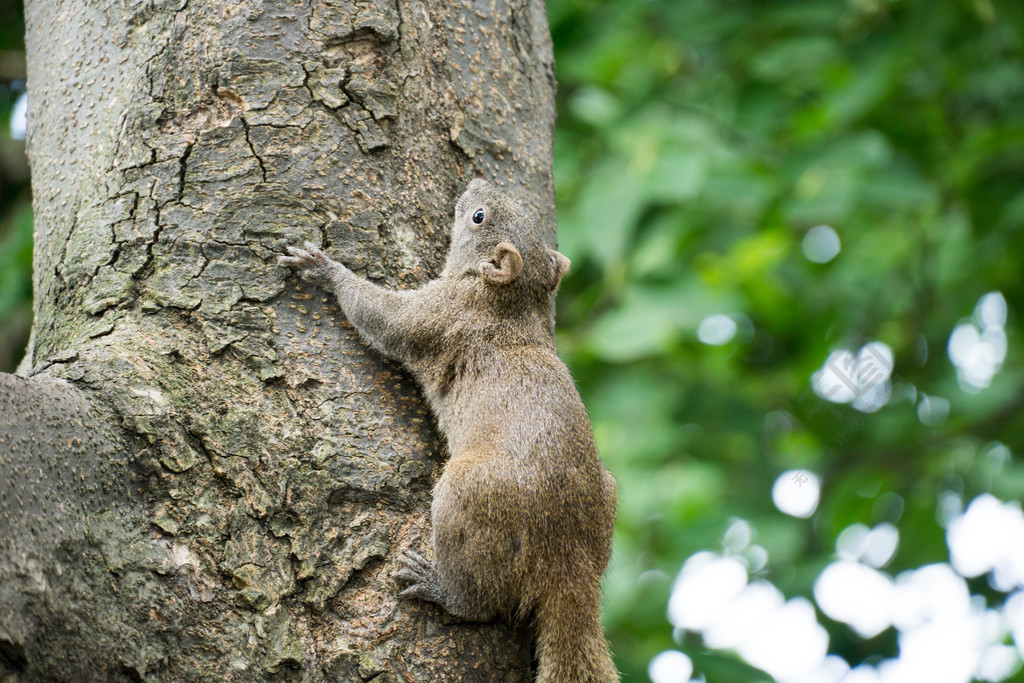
[549,0,1024,680]
[0,205,31,322]
[0,0,29,373]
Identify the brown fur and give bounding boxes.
[279,179,619,682]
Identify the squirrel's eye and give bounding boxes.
[472,208,487,225]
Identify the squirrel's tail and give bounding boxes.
[534,582,619,683]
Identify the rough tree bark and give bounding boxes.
[0,0,556,680]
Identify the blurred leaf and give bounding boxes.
[0,204,32,320]
[583,280,741,362]
[563,158,645,268]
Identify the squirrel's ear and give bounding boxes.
[479,242,523,285]
[547,249,571,291]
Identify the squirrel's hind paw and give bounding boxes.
[395,550,439,601]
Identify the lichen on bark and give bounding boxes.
[2,0,555,679]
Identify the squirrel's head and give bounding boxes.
[444,179,570,298]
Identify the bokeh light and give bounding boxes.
[772,470,820,518]
[948,494,1024,590]
[669,553,830,682]
[917,394,950,427]
[802,224,841,263]
[948,292,1008,392]
[668,553,747,631]
[815,560,894,638]
[648,650,694,683]
[697,314,738,346]
[658,492,1024,683]
[836,522,899,568]
[812,342,894,413]
[9,91,25,140]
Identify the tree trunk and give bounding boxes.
[1,0,555,679]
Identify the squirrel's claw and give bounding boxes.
[396,551,432,582]
[399,550,432,572]
[278,243,328,272]
[396,550,439,604]
[394,568,418,584]
[395,550,435,595]
[398,583,434,601]
[276,255,303,268]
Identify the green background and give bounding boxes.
[548,0,1023,681]
[0,0,29,374]
[1,1,1023,680]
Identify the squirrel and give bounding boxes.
[279,178,619,682]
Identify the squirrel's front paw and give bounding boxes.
[277,241,336,286]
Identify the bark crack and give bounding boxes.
[176,142,194,202]
[239,116,268,184]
